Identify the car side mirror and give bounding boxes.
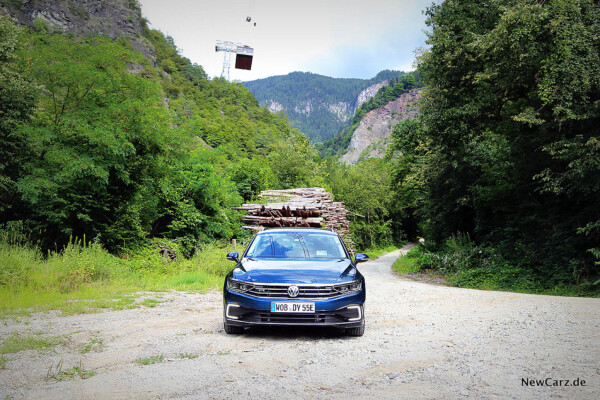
[226,252,240,262]
[354,253,369,263]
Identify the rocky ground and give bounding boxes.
[1,246,599,399]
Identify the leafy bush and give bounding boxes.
[409,234,600,296]
[323,158,400,250]
[48,239,117,292]
[229,158,273,202]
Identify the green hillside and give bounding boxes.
[0,12,320,255]
[243,70,406,142]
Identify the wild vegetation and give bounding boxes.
[0,7,401,313]
[0,234,239,315]
[0,13,319,257]
[388,0,600,295]
[1,0,599,317]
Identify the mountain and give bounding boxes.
[340,89,422,164]
[243,70,406,142]
[317,71,424,162]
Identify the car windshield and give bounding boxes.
[245,232,348,259]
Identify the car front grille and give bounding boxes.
[227,305,362,325]
[246,284,337,299]
[258,312,329,324]
[241,310,358,324]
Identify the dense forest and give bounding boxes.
[1,0,599,300]
[389,0,600,294]
[243,70,406,142]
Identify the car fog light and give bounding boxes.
[346,305,362,321]
[226,303,241,319]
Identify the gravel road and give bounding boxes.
[1,245,599,399]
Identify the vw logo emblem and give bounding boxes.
[287,285,299,298]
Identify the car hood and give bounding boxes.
[232,258,358,284]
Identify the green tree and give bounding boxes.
[268,132,321,189]
[16,34,171,250]
[413,0,600,285]
[0,17,36,222]
[151,150,242,254]
[229,158,273,202]
[324,158,395,249]
[386,117,429,239]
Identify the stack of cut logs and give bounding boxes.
[233,188,355,250]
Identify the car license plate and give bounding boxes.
[271,302,315,313]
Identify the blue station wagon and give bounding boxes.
[223,228,368,336]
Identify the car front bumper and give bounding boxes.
[223,289,365,328]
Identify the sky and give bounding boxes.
[138,0,431,81]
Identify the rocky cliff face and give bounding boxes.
[341,89,421,165]
[243,71,406,142]
[354,81,388,112]
[0,0,155,62]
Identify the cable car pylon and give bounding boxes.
[215,40,254,81]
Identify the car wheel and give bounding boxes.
[224,322,244,334]
[346,323,365,337]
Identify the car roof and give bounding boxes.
[256,228,339,236]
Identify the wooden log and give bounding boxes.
[241,215,323,224]
[241,225,264,231]
[234,188,353,251]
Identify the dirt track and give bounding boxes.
[1,245,599,399]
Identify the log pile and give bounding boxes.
[233,188,355,249]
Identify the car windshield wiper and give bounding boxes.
[296,234,310,258]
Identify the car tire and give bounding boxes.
[346,323,365,337]
[224,322,244,334]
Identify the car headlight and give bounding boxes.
[226,277,254,293]
[333,280,362,295]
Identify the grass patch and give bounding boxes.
[363,244,401,260]
[0,239,237,315]
[79,338,104,354]
[59,296,138,316]
[0,355,7,369]
[47,359,95,381]
[135,354,164,366]
[56,365,96,380]
[139,298,162,308]
[392,248,422,274]
[0,332,60,354]
[178,352,198,359]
